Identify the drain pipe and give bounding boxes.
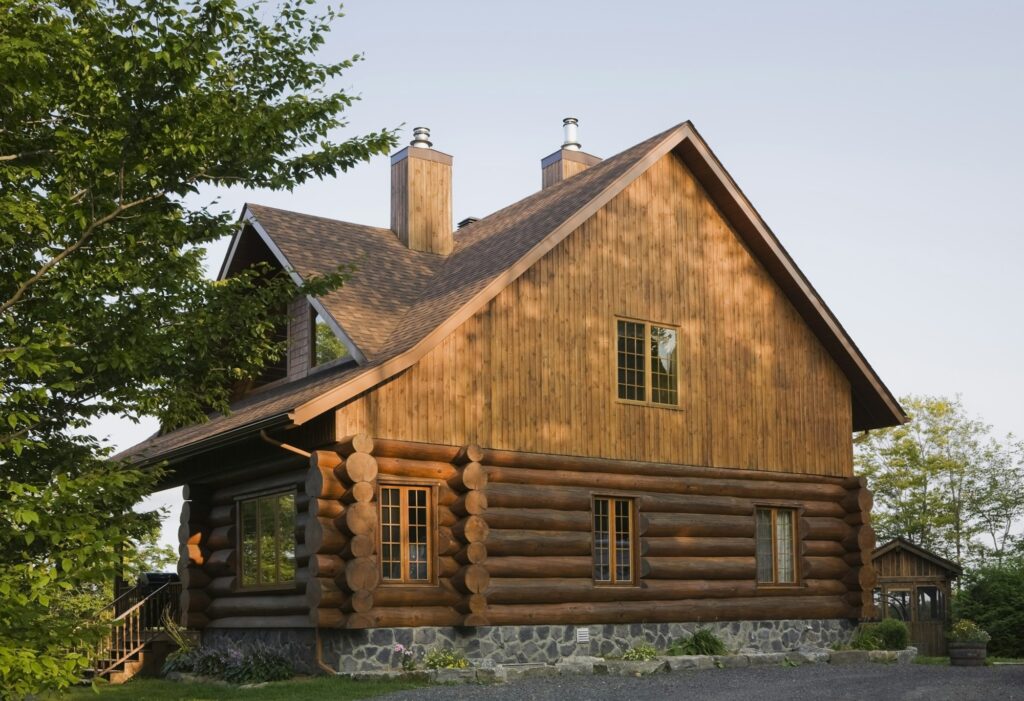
[259,430,337,674]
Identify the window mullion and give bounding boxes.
[400,488,409,583]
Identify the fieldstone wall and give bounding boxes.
[201,619,852,673]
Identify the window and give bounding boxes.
[239,492,296,588]
[755,507,798,585]
[311,311,349,367]
[885,589,912,621]
[593,497,635,584]
[616,319,678,406]
[379,485,433,583]
[916,586,943,622]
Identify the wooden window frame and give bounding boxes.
[614,316,681,409]
[754,505,801,588]
[592,495,638,586]
[235,489,297,592]
[377,482,437,586]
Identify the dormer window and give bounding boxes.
[311,310,349,367]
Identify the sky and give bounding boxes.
[99,0,1024,552]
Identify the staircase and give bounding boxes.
[89,578,182,684]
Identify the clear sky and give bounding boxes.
[103,0,1024,552]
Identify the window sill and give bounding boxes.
[615,398,686,412]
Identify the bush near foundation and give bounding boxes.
[850,619,909,651]
[162,643,294,684]
[423,647,469,670]
[666,628,727,656]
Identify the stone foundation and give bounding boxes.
[203,619,855,673]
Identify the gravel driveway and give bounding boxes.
[383,664,1024,701]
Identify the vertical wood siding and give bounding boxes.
[338,151,853,476]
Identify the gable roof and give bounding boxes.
[120,121,906,466]
[873,537,963,577]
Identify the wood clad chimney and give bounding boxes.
[391,127,453,255]
[541,117,602,189]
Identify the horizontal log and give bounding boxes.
[480,448,852,487]
[179,564,210,590]
[485,508,589,533]
[306,463,345,501]
[374,582,463,608]
[306,577,346,609]
[179,499,206,526]
[485,482,843,518]
[643,537,754,558]
[486,578,848,605]
[803,556,850,580]
[305,516,346,554]
[842,488,873,516]
[311,449,342,472]
[334,453,379,485]
[181,589,210,612]
[455,594,489,615]
[438,556,460,579]
[844,565,877,592]
[205,615,311,629]
[180,612,209,629]
[452,564,490,594]
[341,481,375,505]
[437,527,459,556]
[644,556,756,580]
[310,497,343,519]
[437,505,457,528]
[804,517,852,542]
[208,504,235,527]
[452,491,488,517]
[180,543,203,568]
[455,444,485,465]
[342,557,379,592]
[342,590,374,614]
[843,524,875,553]
[370,439,461,463]
[453,515,489,543]
[206,594,308,619]
[341,534,375,560]
[203,549,236,577]
[485,596,857,626]
[486,529,592,558]
[210,469,305,504]
[644,513,753,539]
[486,556,593,579]
[363,606,464,628]
[449,462,488,491]
[485,465,848,502]
[804,540,848,557]
[206,525,235,552]
[375,455,458,482]
[206,577,236,596]
[462,614,490,627]
[345,613,373,629]
[311,607,346,629]
[455,542,488,565]
[335,433,374,457]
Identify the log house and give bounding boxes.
[121,119,905,667]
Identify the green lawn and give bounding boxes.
[60,676,428,701]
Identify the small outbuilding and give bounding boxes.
[872,537,962,656]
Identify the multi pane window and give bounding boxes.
[755,507,797,585]
[616,319,678,406]
[593,497,635,584]
[239,492,296,588]
[379,486,432,583]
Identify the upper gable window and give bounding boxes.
[616,318,678,406]
[311,311,349,367]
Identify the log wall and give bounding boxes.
[180,439,875,631]
[336,151,854,477]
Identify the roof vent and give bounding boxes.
[411,126,433,148]
[561,117,581,151]
[457,217,479,229]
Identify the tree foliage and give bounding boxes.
[855,395,1024,568]
[955,558,1024,657]
[0,0,397,696]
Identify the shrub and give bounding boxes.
[161,643,294,684]
[955,562,1024,657]
[850,619,908,651]
[949,619,991,644]
[666,628,727,656]
[622,643,658,661]
[423,647,469,670]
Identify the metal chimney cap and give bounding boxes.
[411,126,432,148]
[562,117,581,151]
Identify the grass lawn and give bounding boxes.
[59,676,429,701]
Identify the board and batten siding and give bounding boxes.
[336,151,854,477]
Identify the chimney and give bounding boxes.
[541,117,602,189]
[391,127,453,255]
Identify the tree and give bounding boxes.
[855,395,1024,568]
[0,0,397,696]
[956,558,1024,658]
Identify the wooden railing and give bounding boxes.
[92,581,181,679]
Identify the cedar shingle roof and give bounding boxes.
[119,121,906,465]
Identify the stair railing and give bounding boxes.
[92,581,182,679]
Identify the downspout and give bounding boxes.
[259,430,337,674]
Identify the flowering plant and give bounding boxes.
[393,643,417,670]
